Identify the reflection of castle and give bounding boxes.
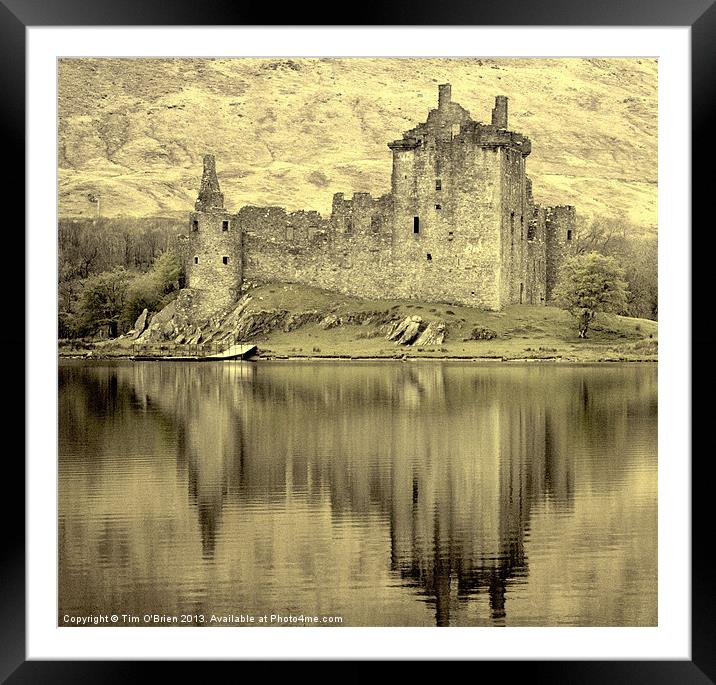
[126,363,582,624]
[181,84,576,315]
[385,368,575,625]
[60,362,655,626]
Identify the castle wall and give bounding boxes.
[239,197,396,301]
[389,130,507,310]
[331,192,392,238]
[239,206,328,288]
[525,205,547,305]
[175,234,192,287]
[499,146,530,306]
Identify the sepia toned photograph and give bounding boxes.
[57,57,657,628]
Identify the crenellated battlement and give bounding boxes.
[456,121,531,155]
[330,191,392,238]
[390,92,530,157]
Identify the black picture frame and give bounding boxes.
[4,0,707,679]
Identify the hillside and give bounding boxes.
[66,283,658,362]
[58,58,657,231]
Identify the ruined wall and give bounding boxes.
[239,194,395,302]
[525,204,548,305]
[389,96,504,310]
[388,93,533,311]
[175,234,192,287]
[518,176,547,306]
[331,192,392,238]
[238,206,330,288]
[187,209,242,314]
[499,145,530,306]
[545,205,577,302]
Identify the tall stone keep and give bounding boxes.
[388,89,534,310]
[187,154,242,313]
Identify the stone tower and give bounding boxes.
[544,205,577,301]
[388,84,534,310]
[187,154,242,313]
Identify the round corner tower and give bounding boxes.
[187,155,242,313]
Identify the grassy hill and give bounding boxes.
[233,284,657,361]
[58,58,657,231]
[67,283,658,362]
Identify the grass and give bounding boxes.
[231,283,657,362]
[60,282,658,362]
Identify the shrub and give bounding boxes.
[469,326,498,340]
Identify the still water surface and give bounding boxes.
[59,360,657,626]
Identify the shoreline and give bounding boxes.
[58,351,658,364]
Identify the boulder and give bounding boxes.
[468,325,497,340]
[151,299,177,326]
[387,316,424,345]
[385,319,405,340]
[415,321,447,346]
[144,324,163,343]
[131,308,149,339]
[319,314,341,330]
[161,320,176,338]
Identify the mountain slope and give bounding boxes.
[58,57,657,230]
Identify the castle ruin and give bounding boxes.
[183,84,576,315]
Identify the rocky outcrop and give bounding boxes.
[468,325,497,340]
[131,308,149,339]
[319,309,394,330]
[319,314,341,330]
[233,309,288,340]
[387,316,425,345]
[284,311,322,332]
[133,286,449,352]
[414,320,446,346]
[151,299,177,326]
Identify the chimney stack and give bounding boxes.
[491,95,508,129]
[438,83,452,109]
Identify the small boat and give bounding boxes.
[204,344,257,361]
[132,344,257,362]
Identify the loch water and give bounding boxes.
[59,360,657,627]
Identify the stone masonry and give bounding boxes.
[183,85,576,316]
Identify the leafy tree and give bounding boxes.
[120,250,182,331]
[622,238,657,320]
[58,218,187,339]
[151,249,182,293]
[575,215,657,320]
[77,267,132,337]
[554,252,629,338]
